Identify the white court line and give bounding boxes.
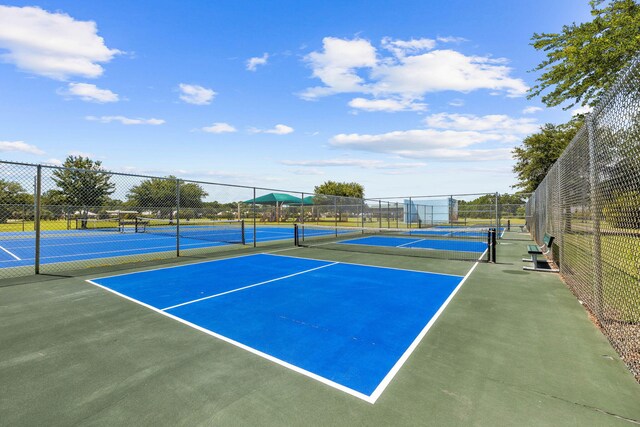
[85,278,374,403]
[161,262,339,311]
[0,245,21,260]
[367,255,483,403]
[396,238,426,248]
[86,252,482,403]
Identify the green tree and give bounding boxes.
[528,0,640,109]
[512,118,583,193]
[52,156,115,210]
[314,181,364,198]
[0,180,33,223]
[458,194,527,219]
[126,176,208,218]
[41,189,66,206]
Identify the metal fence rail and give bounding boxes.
[526,55,640,382]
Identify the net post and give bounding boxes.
[491,228,497,263]
[252,187,257,248]
[395,202,398,228]
[34,165,42,274]
[294,223,299,246]
[241,219,246,245]
[176,178,180,257]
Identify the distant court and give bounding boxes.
[0,226,294,268]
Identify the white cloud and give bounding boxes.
[330,129,504,153]
[329,130,513,161]
[300,37,377,99]
[178,83,216,105]
[246,53,269,71]
[61,82,119,103]
[381,37,436,58]
[372,49,527,98]
[328,112,538,161]
[0,140,44,155]
[289,168,325,176]
[522,106,543,114]
[424,113,539,135]
[85,115,165,125]
[202,122,237,133]
[436,36,468,44]
[0,5,120,80]
[300,37,528,106]
[250,124,294,135]
[282,159,427,169]
[571,105,593,116]
[449,99,465,107]
[348,97,427,112]
[45,158,63,166]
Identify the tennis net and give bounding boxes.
[136,217,245,244]
[294,224,490,261]
[74,218,122,232]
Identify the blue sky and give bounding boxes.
[0,1,592,198]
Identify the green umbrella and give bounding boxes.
[244,192,302,205]
[243,192,305,223]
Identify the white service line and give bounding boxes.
[396,238,426,248]
[367,256,483,403]
[0,245,21,260]
[85,277,373,403]
[161,261,339,311]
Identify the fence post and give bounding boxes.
[495,192,500,237]
[587,117,603,321]
[34,166,42,274]
[408,197,412,230]
[301,192,305,226]
[252,187,257,248]
[334,197,337,230]
[176,178,180,257]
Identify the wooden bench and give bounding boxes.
[523,233,558,272]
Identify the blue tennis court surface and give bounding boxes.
[88,253,465,402]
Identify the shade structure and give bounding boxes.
[302,196,315,205]
[244,192,303,205]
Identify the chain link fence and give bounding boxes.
[0,163,525,277]
[526,56,640,382]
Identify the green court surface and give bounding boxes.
[1,231,639,426]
